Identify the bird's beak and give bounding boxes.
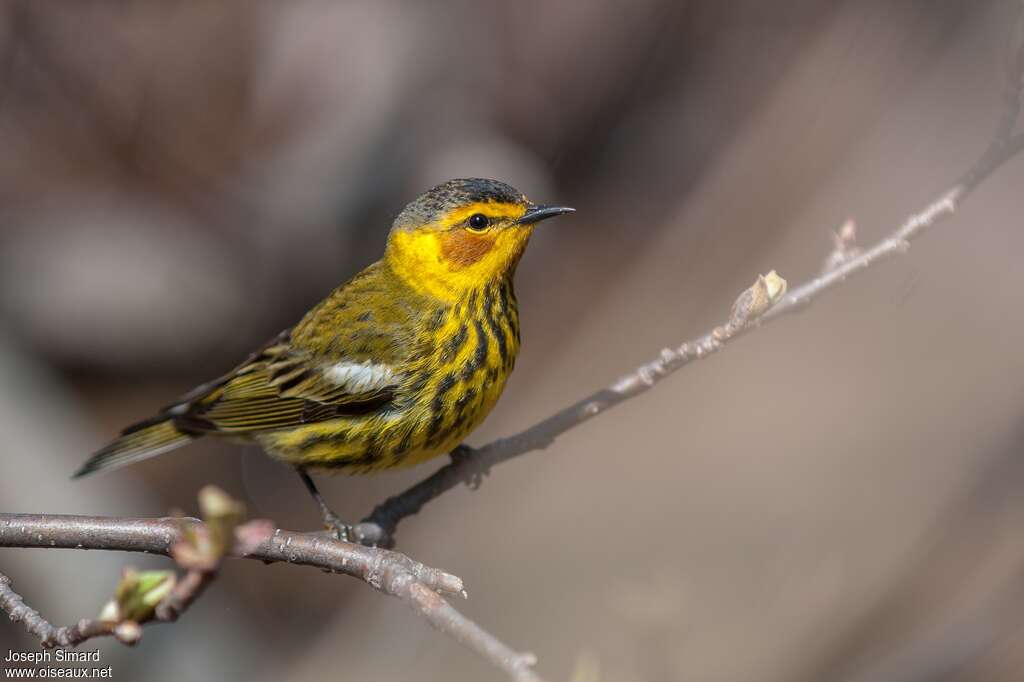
[518,204,576,225]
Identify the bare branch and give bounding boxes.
[0,514,460,593]
[354,16,1024,549]
[349,268,794,547]
[0,575,120,647]
[0,512,542,681]
[402,580,541,682]
[4,7,1024,681]
[0,487,252,649]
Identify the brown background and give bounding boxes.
[2,1,1024,680]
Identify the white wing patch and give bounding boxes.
[325,361,396,394]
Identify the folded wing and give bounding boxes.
[171,333,397,434]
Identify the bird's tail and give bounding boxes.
[73,418,194,478]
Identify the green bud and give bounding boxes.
[104,568,176,624]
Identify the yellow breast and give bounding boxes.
[388,278,521,468]
[261,280,520,473]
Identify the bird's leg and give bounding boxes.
[295,467,351,542]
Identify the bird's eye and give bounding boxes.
[467,213,490,232]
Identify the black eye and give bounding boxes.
[468,213,489,230]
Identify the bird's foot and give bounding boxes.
[322,511,353,543]
[450,445,490,490]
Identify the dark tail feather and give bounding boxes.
[73,419,194,478]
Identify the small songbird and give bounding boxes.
[74,178,574,539]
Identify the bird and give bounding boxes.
[74,178,575,540]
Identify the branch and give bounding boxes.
[349,270,791,547]
[0,486,252,648]
[0,503,542,682]
[354,16,1024,549]
[1,574,122,647]
[5,8,1024,681]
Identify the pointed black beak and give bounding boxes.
[518,204,576,225]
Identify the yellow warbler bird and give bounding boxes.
[74,178,574,539]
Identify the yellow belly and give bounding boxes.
[258,286,519,474]
[257,370,508,473]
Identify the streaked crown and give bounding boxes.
[392,178,528,231]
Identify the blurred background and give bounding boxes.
[2,0,1024,680]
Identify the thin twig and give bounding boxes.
[0,574,117,647]
[0,514,460,593]
[402,578,541,682]
[0,565,211,649]
[0,513,542,681]
[354,24,1024,550]
[3,8,1024,682]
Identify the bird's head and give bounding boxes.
[386,178,574,301]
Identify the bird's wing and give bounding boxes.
[162,261,422,435]
[167,332,400,434]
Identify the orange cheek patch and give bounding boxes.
[440,231,496,268]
